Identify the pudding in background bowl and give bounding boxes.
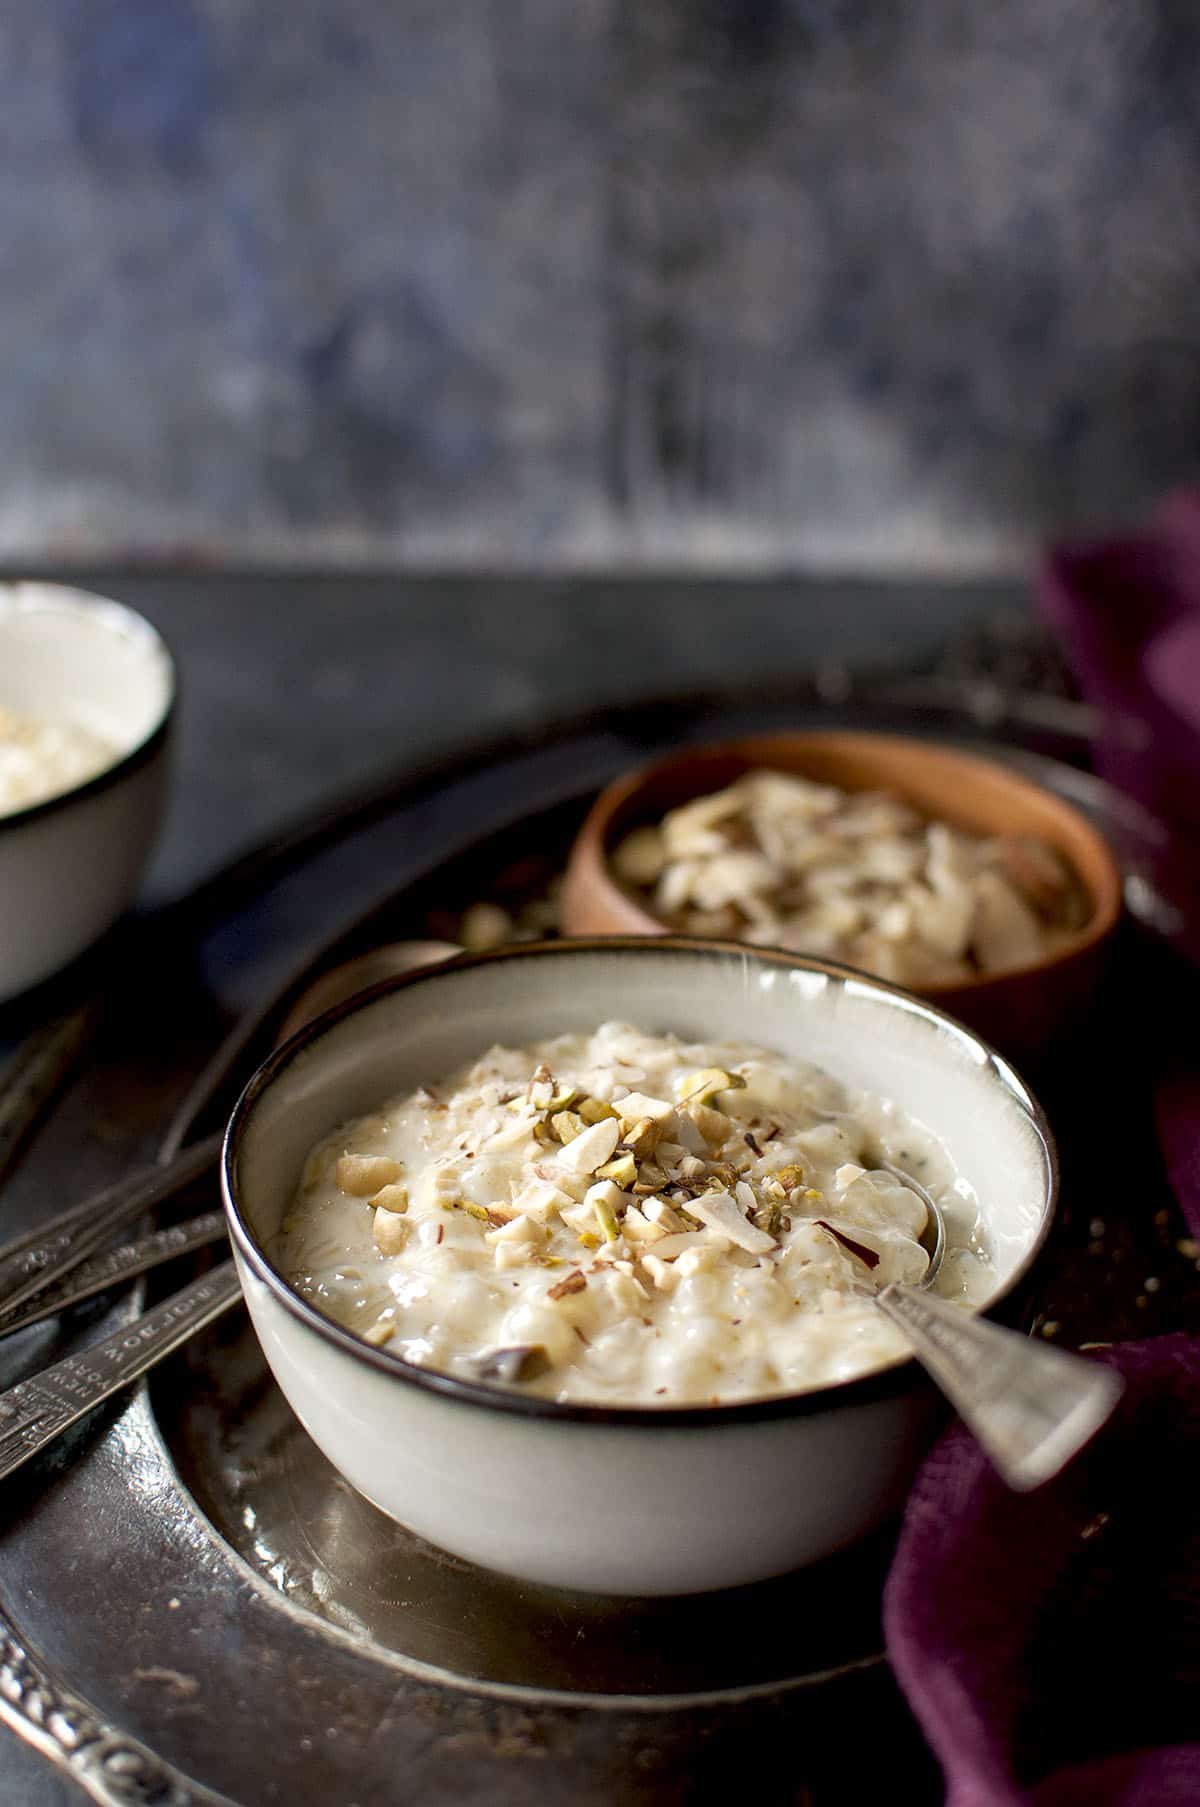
[561,731,1124,1054]
[223,938,1056,1596]
[0,582,175,1001]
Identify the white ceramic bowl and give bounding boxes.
[0,582,175,1000]
[223,939,1056,1597]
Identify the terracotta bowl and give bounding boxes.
[561,731,1124,1055]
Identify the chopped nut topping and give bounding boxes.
[577,1096,617,1124]
[676,1068,746,1105]
[370,1182,409,1214]
[547,1269,588,1301]
[337,1154,404,1197]
[686,1189,776,1254]
[685,1102,731,1146]
[372,1207,409,1255]
[551,1116,621,1175]
[550,1109,588,1143]
[596,1151,638,1189]
[621,1116,662,1157]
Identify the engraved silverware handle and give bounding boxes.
[0,1261,241,1483]
[0,1132,222,1321]
[0,1212,229,1341]
[875,1283,1124,1491]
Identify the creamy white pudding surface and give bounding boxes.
[281,1023,992,1405]
[0,702,118,817]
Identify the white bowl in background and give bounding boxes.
[0,582,175,1001]
[223,939,1056,1597]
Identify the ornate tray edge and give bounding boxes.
[0,1613,235,1807]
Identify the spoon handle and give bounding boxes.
[0,1211,229,1340]
[0,1133,222,1321]
[875,1284,1124,1491]
[0,1261,241,1483]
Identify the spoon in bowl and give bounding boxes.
[861,1161,1122,1491]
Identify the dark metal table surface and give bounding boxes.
[0,572,1143,1806]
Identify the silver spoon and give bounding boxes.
[865,1162,1122,1491]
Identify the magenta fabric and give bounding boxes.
[884,490,1200,1804]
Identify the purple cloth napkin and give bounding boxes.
[883,492,1200,1804]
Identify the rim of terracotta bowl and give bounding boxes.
[562,730,1125,1006]
[0,582,176,836]
[222,937,1059,1431]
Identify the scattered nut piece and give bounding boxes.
[551,1116,621,1175]
[370,1182,409,1214]
[596,1151,638,1189]
[676,1068,746,1105]
[372,1207,409,1254]
[547,1270,588,1302]
[337,1154,403,1197]
[687,1189,776,1254]
[685,1102,730,1146]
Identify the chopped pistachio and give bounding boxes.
[622,1116,661,1157]
[550,1109,588,1143]
[596,1151,638,1189]
[593,1197,620,1242]
[363,1318,396,1347]
[676,1068,747,1106]
[577,1096,617,1124]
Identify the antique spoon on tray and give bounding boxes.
[0,947,1122,1493]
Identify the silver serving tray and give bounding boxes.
[1,689,1192,1805]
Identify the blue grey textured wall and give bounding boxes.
[2,1,1199,571]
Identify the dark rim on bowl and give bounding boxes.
[221,937,1059,1430]
[0,587,177,836]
